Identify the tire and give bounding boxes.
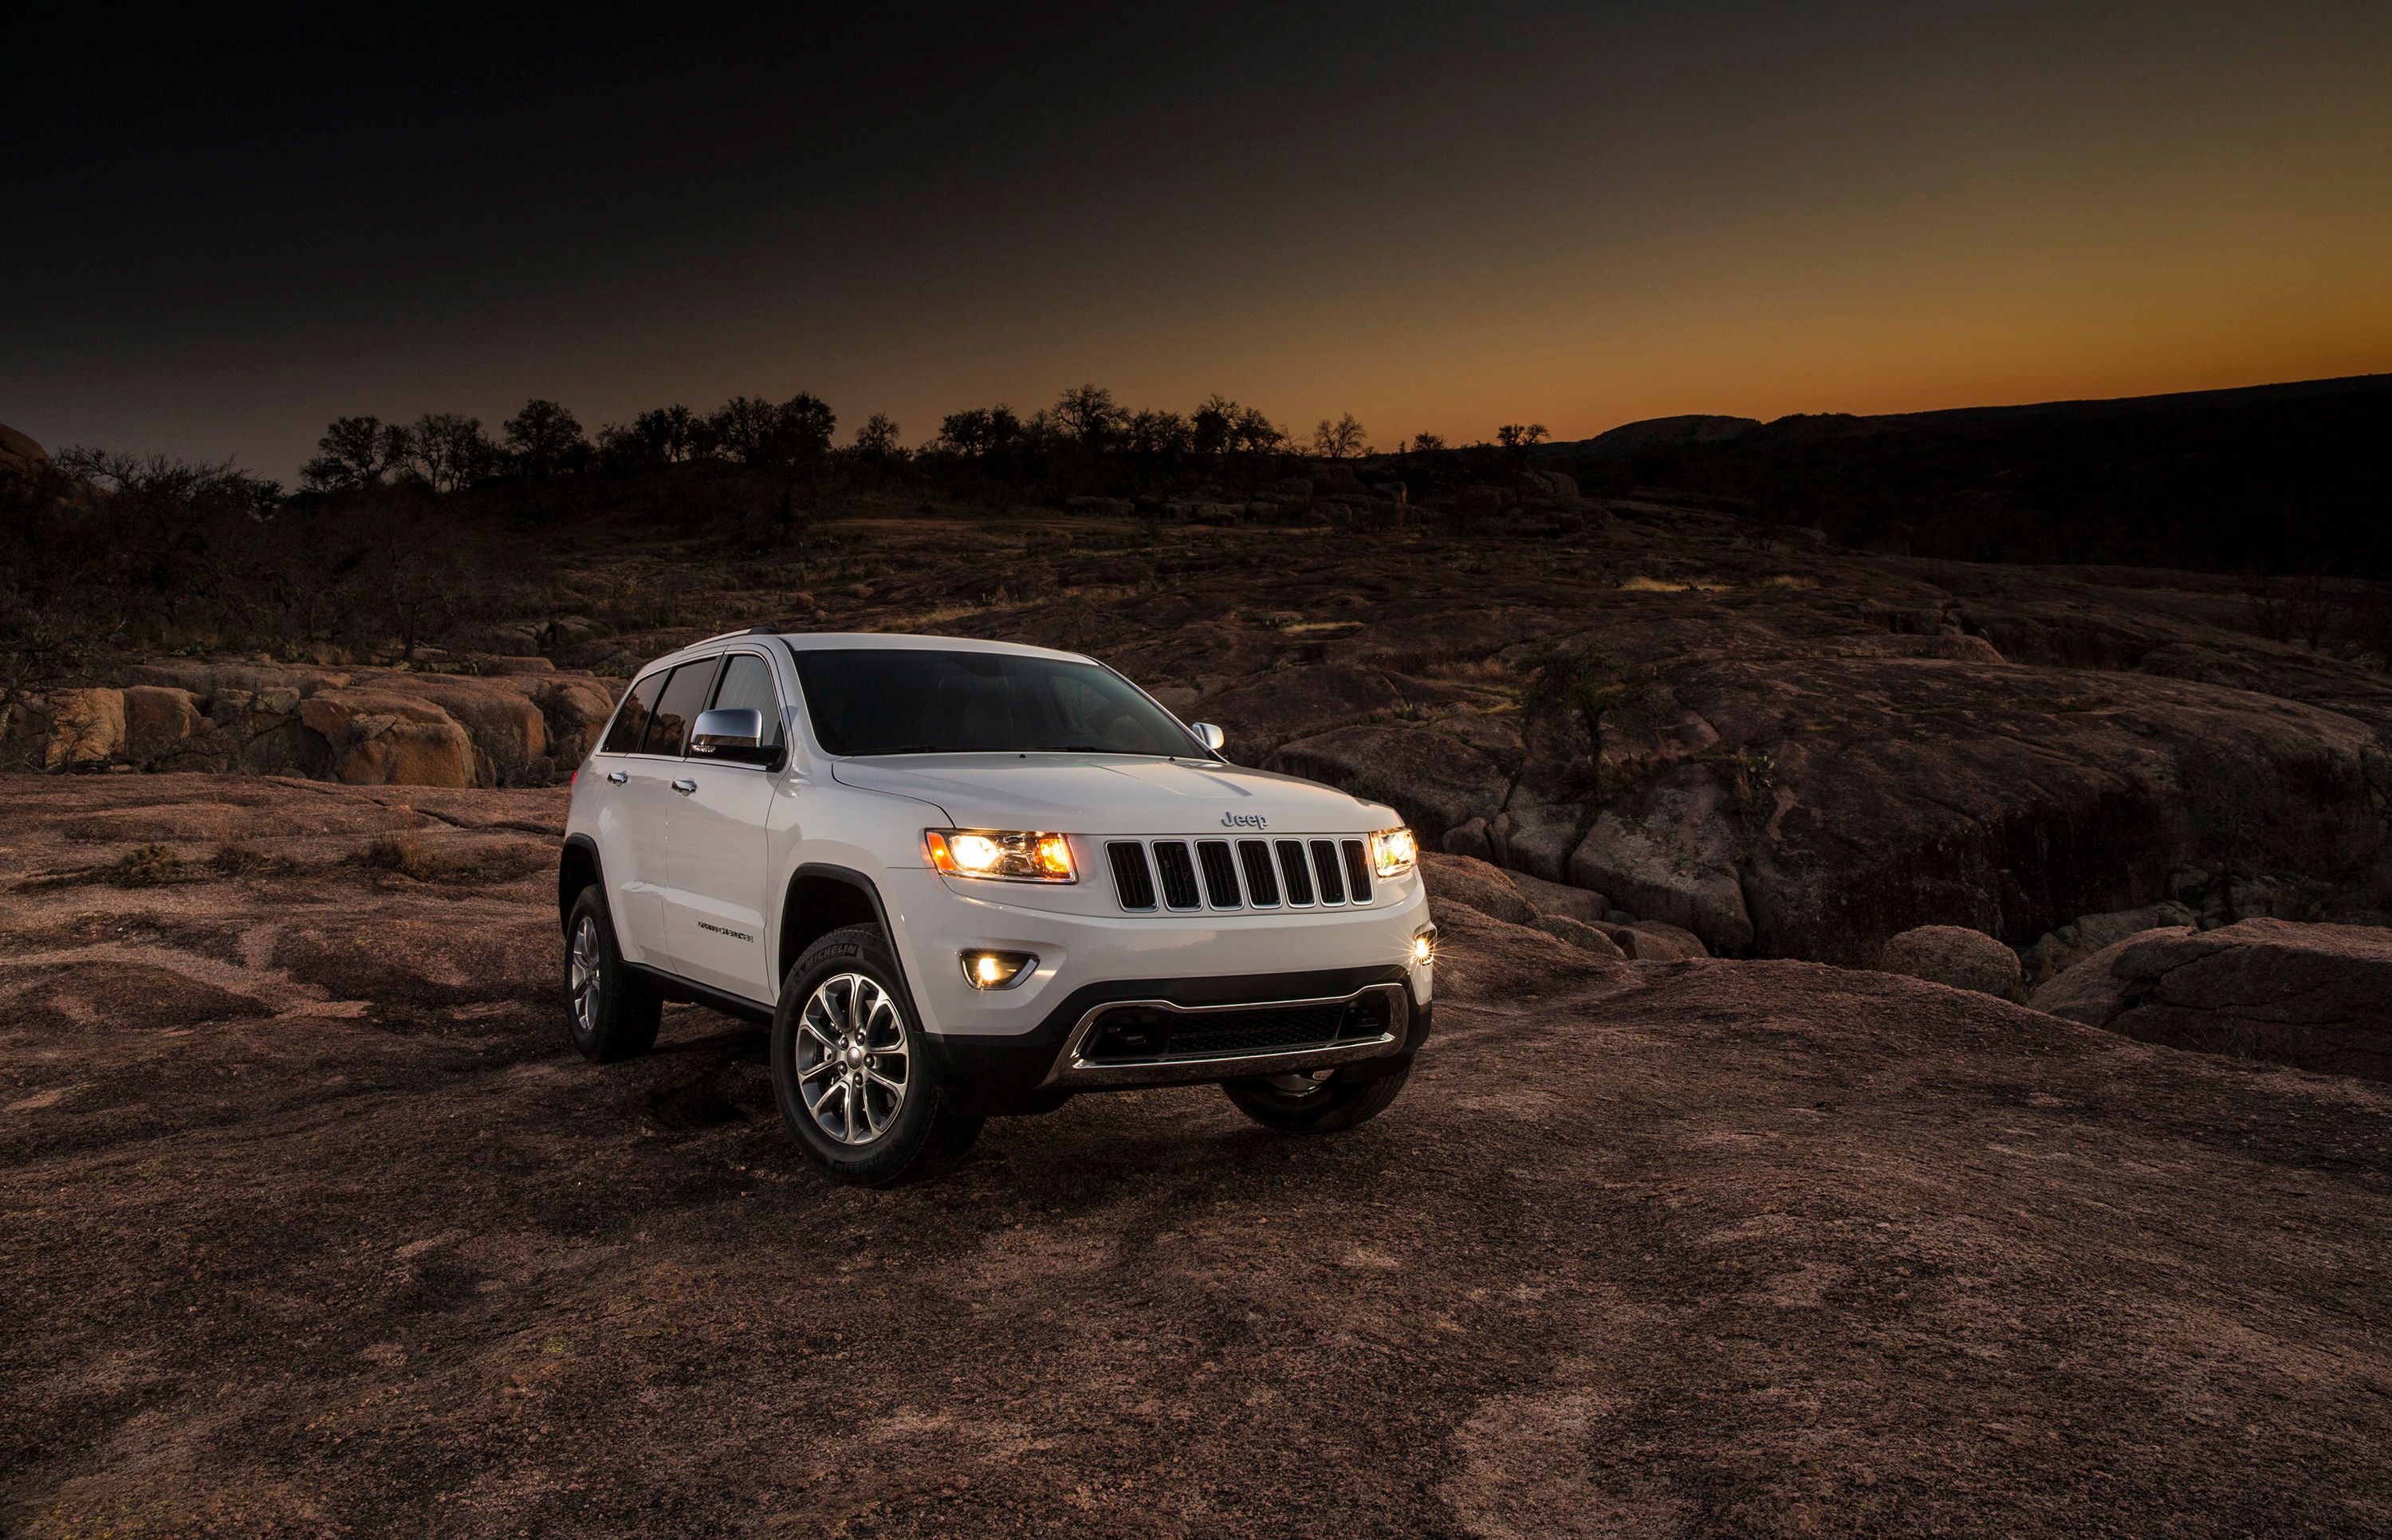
[769,924,982,1185]
[564,886,663,1063]
[1222,1062,1412,1133]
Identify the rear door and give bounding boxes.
[631,657,723,973]
[588,667,678,965]
[666,650,787,1001]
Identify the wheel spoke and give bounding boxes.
[796,971,909,1145]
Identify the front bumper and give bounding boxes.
[923,964,1434,1117]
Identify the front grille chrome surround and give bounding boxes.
[1104,835,1378,914]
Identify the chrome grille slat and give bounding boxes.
[1100,835,1377,913]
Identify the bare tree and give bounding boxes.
[301,416,408,491]
[852,412,904,460]
[1312,413,1367,459]
[1054,384,1127,446]
[1496,422,1549,450]
[401,413,496,493]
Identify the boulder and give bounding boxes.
[1877,925,2024,1000]
[1598,921,1711,962]
[120,686,207,762]
[1534,914,1627,960]
[297,690,478,788]
[0,421,50,480]
[1568,765,1753,953]
[2030,919,2392,1081]
[390,678,550,783]
[1507,870,1610,924]
[1418,854,1538,928]
[2020,901,2199,986]
[44,689,126,767]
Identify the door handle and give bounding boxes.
[671,778,698,796]
[605,771,628,785]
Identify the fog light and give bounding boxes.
[961,949,1037,989]
[1411,924,1439,967]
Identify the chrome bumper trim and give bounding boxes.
[1041,981,1410,1089]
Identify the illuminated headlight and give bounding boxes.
[1370,827,1418,877]
[924,829,1077,882]
[961,949,1038,989]
[1411,923,1439,966]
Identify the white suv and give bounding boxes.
[560,630,1436,1184]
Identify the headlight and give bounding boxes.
[924,829,1077,882]
[1370,827,1418,877]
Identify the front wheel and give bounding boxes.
[769,925,982,1185]
[1222,1063,1411,1133]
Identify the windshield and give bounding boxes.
[789,647,1206,758]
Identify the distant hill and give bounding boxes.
[1542,375,2392,575]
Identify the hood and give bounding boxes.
[828,754,1393,837]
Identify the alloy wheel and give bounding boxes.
[794,972,911,1144]
[569,914,600,1037]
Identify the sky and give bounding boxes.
[6,1,2390,480]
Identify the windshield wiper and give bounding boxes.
[1026,744,1171,756]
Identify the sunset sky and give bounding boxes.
[6,2,2389,479]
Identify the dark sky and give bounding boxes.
[7,2,2389,479]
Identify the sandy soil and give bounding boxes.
[4,776,2389,1535]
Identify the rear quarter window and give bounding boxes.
[600,671,668,755]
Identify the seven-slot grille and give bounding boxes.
[1106,836,1376,913]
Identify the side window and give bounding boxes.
[600,671,667,756]
[644,659,722,757]
[709,654,786,752]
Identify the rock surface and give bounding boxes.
[4,660,621,787]
[2,776,2389,1533]
[2031,917,2392,1080]
[1877,924,2025,1000]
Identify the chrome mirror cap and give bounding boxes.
[1190,721,1226,753]
[689,706,765,753]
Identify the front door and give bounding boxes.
[664,651,785,1001]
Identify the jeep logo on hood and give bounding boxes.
[1220,811,1268,829]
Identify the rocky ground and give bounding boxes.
[10,497,2387,971]
[6,775,2390,1535]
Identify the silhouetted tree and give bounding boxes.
[1231,406,1285,454]
[1406,431,1447,454]
[852,412,904,461]
[503,399,588,477]
[1054,384,1127,447]
[1190,395,1239,456]
[301,416,408,492]
[1126,409,1191,457]
[401,413,498,493]
[1496,422,1549,450]
[1312,413,1367,459]
[934,405,1022,458]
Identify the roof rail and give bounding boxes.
[690,624,786,646]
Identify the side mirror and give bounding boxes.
[1190,721,1226,754]
[689,707,777,764]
